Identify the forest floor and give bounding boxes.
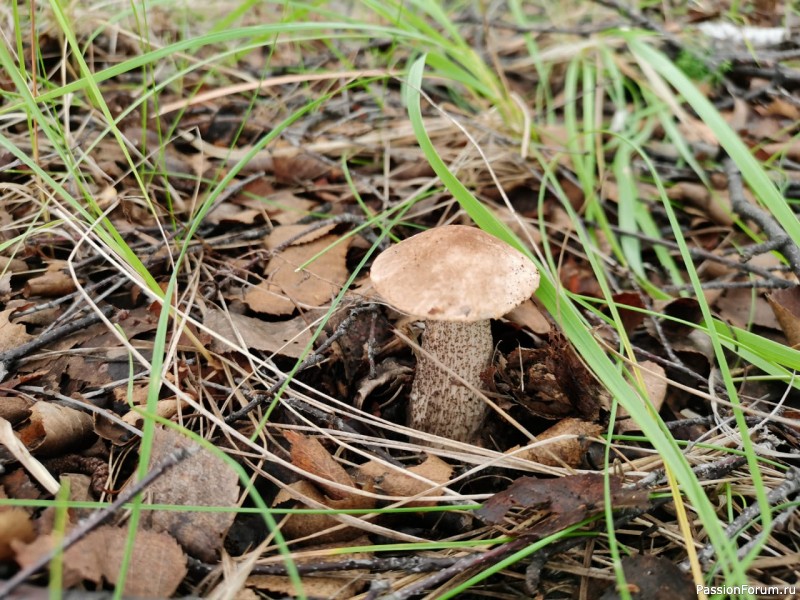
[0,1,798,599]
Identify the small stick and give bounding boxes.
[725,157,800,280]
[224,304,378,424]
[680,467,800,570]
[0,305,115,381]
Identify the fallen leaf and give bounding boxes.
[616,361,668,433]
[286,430,356,501]
[359,455,452,507]
[475,473,649,537]
[13,525,186,598]
[717,287,780,331]
[598,554,695,599]
[506,418,603,467]
[767,287,800,347]
[272,150,338,184]
[0,309,32,353]
[506,299,551,335]
[142,428,239,561]
[496,335,606,421]
[0,508,35,559]
[204,308,314,358]
[273,480,368,544]
[23,270,76,298]
[666,182,732,226]
[245,231,350,315]
[16,402,95,457]
[0,396,32,425]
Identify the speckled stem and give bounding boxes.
[408,320,493,445]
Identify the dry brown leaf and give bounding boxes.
[234,187,316,225]
[13,525,186,598]
[507,418,602,467]
[358,455,452,507]
[767,287,800,348]
[756,97,800,120]
[0,396,32,425]
[16,402,94,457]
[677,119,718,148]
[0,256,27,274]
[273,480,366,543]
[598,554,696,599]
[23,271,76,298]
[205,202,263,225]
[266,223,339,249]
[143,428,239,562]
[506,299,551,335]
[717,287,781,330]
[286,431,354,501]
[272,150,338,184]
[475,474,649,538]
[616,361,668,434]
[0,468,42,501]
[245,231,349,315]
[248,536,371,598]
[0,508,35,560]
[204,308,314,358]
[0,309,32,353]
[666,182,733,226]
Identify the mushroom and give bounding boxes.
[370,225,540,445]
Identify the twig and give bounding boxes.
[680,467,800,571]
[662,278,795,292]
[724,157,800,280]
[206,380,404,468]
[189,554,459,577]
[224,303,378,423]
[0,445,197,598]
[452,15,625,35]
[0,305,115,381]
[377,538,530,600]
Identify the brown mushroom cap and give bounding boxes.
[371,225,539,321]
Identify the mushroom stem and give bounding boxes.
[409,319,494,445]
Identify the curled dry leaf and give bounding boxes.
[666,181,733,226]
[273,480,367,544]
[142,428,239,562]
[204,308,314,359]
[16,402,95,457]
[285,430,355,501]
[274,432,374,543]
[767,287,800,348]
[506,418,603,467]
[506,299,551,335]
[272,149,339,184]
[12,525,186,598]
[358,454,452,507]
[475,473,649,537]
[0,256,27,274]
[0,396,32,425]
[23,270,76,298]
[0,418,59,495]
[616,361,668,434]
[495,336,605,421]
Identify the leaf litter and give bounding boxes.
[0,1,799,599]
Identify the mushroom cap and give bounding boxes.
[370,225,540,321]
